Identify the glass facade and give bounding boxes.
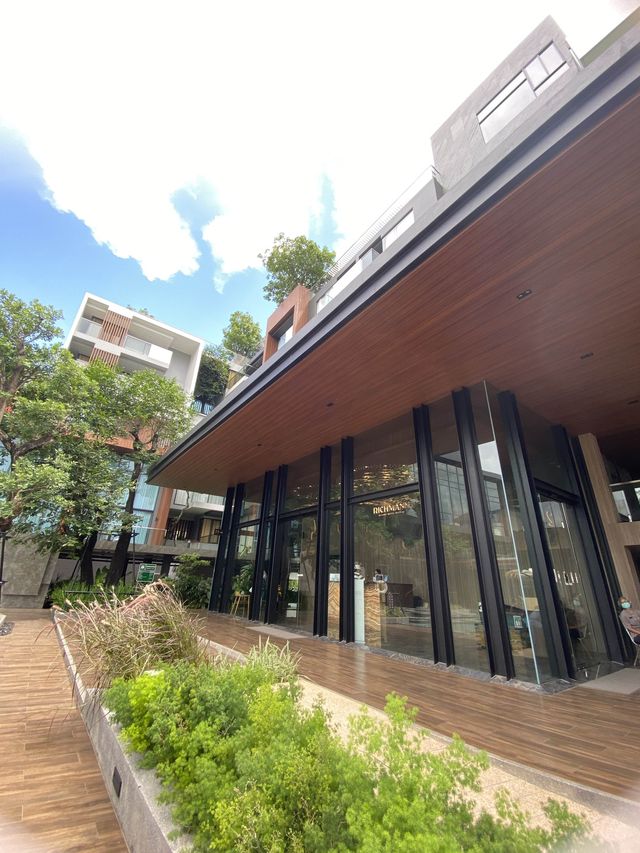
[430,395,490,672]
[226,523,258,617]
[273,515,317,633]
[284,453,319,511]
[472,384,552,682]
[354,493,432,659]
[353,414,418,495]
[213,383,617,685]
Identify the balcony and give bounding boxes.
[611,479,640,522]
[77,317,103,338]
[172,489,225,509]
[123,335,172,367]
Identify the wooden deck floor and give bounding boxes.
[0,609,126,853]
[201,613,640,802]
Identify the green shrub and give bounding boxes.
[169,553,212,608]
[105,646,591,852]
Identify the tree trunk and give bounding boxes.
[105,462,142,586]
[80,530,98,584]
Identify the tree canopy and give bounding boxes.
[259,233,335,305]
[222,311,262,358]
[193,344,230,407]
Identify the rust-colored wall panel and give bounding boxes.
[99,310,131,346]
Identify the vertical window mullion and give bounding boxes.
[219,483,245,614]
[208,485,235,611]
[413,406,455,665]
[340,437,354,643]
[265,465,287,623]
[314,447,331,636]
[249,471,273,621]
[452,388,514,679]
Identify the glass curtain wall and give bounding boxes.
[352,414,433,660]
[273,515,318,632]
[519,403,610,680]
[227,523,258,618]
[273,453,319,632]
[429,396,490,672]
[472,384,552,683]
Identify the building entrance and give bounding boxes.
[539,496,610,680]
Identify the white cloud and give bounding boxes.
[0,0,633,287]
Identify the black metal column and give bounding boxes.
[219,483,245,613]
[340,437,354,643]
[208,485,235,611]
[453,388,514,679]
[498,392,572,680]
[413,406,454,665]
[249,471,273,621]
[554,427,626,664]
[265,466,287,623]
[314,447,331,636]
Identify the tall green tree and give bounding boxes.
[105,370,191,585]
[193,344,230,408]
[0,289,62,424]
[259,233,335,305]
[222,311,262,358]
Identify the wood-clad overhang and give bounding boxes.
[150,67,640,495]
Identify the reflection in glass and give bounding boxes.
[255,520,272,622]
[327,510,341,639]
[329,443,342,503]
[284,453,319,511]
[353,413,418,495]
[273,515,317,633]
[518,405,572,492]
[473,384,551,683]
[241,477,263,523]
[227,524,258,618]
[539,498,609,679]
[353,493,433,659]
[430,395,490,672]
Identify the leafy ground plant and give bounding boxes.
[105,647,593,853]
[58,580,205,689]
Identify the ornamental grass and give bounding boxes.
[56,579,206,689]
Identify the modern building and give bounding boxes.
[149,13,640,686]
[62,293,225,576]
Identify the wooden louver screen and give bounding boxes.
[89,347,120,367]
[98,310,131,346]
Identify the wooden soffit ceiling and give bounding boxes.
[155,90,640,493]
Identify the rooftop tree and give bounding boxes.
[193,344,230,408]
[221,311,262,358]
[259,233,335,305]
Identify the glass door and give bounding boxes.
[539,496,609,680]
[273,515,317,633]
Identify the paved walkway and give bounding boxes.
[201,613,640,803]
[0,609,126,853]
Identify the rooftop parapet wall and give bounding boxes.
[431,17,578,190]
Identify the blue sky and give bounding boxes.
[0,2,631,345]
[0,126,341,343]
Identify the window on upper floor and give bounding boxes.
[478,42,568,143]
[275,317,294,350]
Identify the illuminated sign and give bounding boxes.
[372,497,412,516]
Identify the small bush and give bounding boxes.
[169,553,212,609]
[59,580,205,688]
[105,646,591,852]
